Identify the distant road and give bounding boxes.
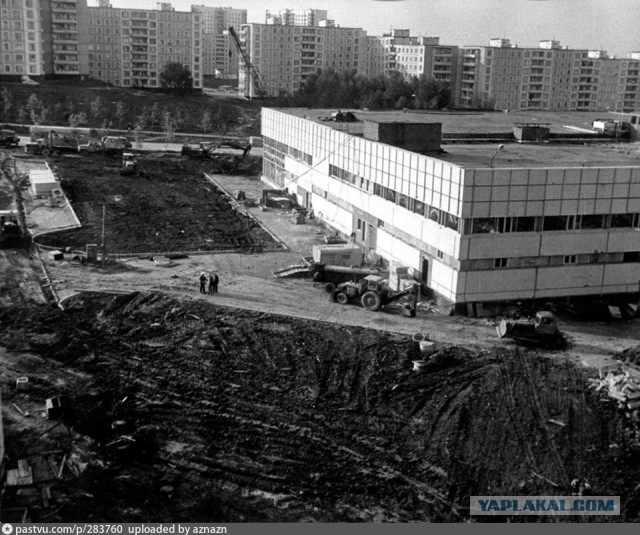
[16,136,263,156]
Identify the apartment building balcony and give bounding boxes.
[54,55,78,63]
[53,24,78,32]
[132,46,148,53]
[52,4,76,13]
[53,44,78,52]
[131,30,149,36]
[52,36,79,44]
[52,13,76,22]
[131,37,148,44]
[54,65,79,74]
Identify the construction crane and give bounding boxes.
[228,26,268,99]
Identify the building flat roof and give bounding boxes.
[276,108,640,168]
[437,142,640,169]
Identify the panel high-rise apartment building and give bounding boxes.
[191,5,246,77]
[1,0,203,89]
[237,22,368,99]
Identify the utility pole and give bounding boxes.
[101,203,106,264]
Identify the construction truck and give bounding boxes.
[0,128,20,148]
[330,275,419,312]
[120,152,137,176]
[78,136,132,155]
[208,141,252,161]
[25,129,83,156]
[496,311,565,347]
[181,141,216,158]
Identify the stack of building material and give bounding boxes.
[589,370,640,410]
[29,168,59,197]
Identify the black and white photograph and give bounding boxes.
[0,0,639,526]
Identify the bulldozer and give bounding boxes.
[496,310,566,347]
[330,275,419,312]
[120,152,138,176]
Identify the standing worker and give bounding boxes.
[199,272,207,294]
[212,272,219,293]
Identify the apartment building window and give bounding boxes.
[563,255,577,264]
[494,258,508,268]
[437,250,444,260]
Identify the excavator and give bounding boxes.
[330,275,419,312]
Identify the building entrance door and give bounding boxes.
[421,257,429,286]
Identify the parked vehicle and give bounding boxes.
[25,127,85,156]
[25,131,82,156]
[0,128,20,148]
[78,136,132,154]
[330,275,419,312]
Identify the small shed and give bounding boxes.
[363,119,442,153]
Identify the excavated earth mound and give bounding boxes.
[1,292,639,522]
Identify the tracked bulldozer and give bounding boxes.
[496,310,566,347]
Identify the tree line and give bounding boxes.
[0,85,240,137]
[276,69,453,110]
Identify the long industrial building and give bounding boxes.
[262,108,640,308]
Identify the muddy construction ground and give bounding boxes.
[37,153,269,253]
[2,149,640,523]
[2,292,640,522]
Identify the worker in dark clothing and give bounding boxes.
[208,273,216,295]
[210,273,219,293]
[199,272,207,294]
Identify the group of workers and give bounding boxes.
[199,272,219,295]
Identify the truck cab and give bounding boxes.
[0,129,20,148]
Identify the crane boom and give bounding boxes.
[228,26,267,99]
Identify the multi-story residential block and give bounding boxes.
[1,0,202,88]
[0,0,63,76]
[262,107,640,308]
[237,23,368,98]
[265,8,329,27]
[191,5,246,77]
[462,39,640,112]
[85,1,202,89]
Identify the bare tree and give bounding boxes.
[90,96,103,124]
[162,111,176,146]
[200,111,212,135]
[1,87,14,121]
[133,123,144,150]
[115,101,126,130]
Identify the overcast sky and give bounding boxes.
[102,0,640,57]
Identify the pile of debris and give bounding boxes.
[589,367,640,417]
